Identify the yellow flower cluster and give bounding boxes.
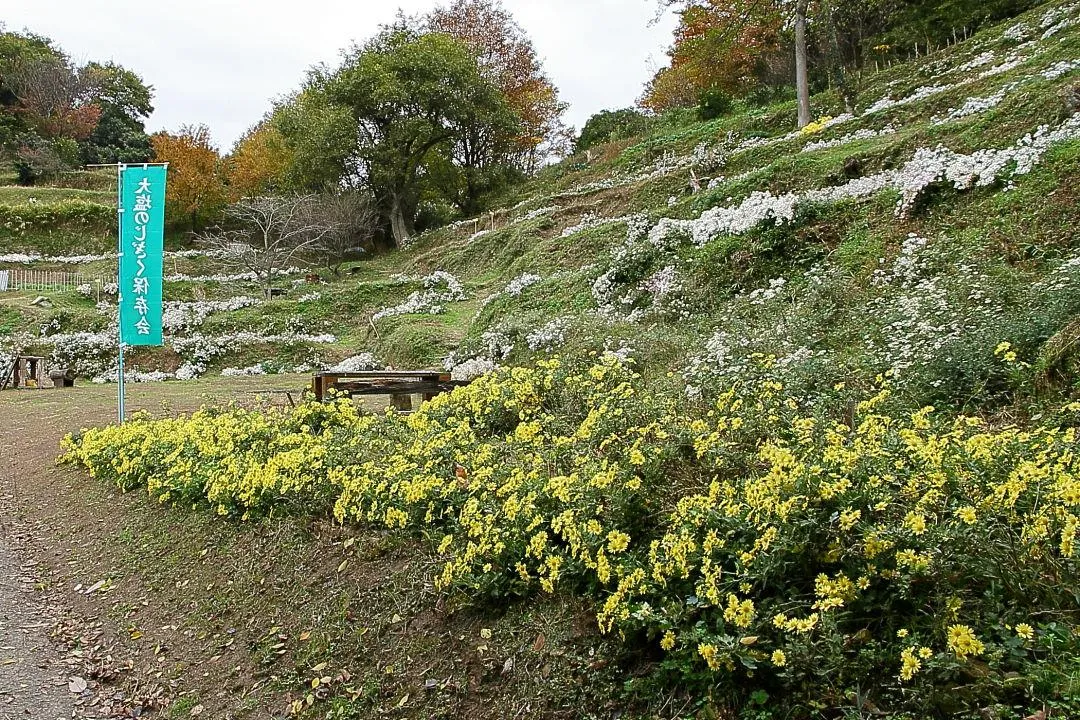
[800,116,835,135]
[946,624,985,658]
[61,354,1080,701]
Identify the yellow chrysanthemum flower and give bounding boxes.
[946,624,985,658]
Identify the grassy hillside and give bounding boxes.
[8,3,1080,717]
[3,1,1079,402]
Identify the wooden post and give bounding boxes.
[390,394,413,412]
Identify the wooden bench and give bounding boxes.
[312,370,470,410]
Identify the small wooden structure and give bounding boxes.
[312,370,470,410]
[1,355,48,390]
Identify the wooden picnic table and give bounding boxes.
[311,369,470,409]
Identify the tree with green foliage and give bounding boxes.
[326,27,518,246]
[270,72,358,194]
[0,29,153,179]
[80,61,154,164]
[575,109,650,153]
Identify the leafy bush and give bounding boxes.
[575,108,651,154]
[0,199,114,238]
[63,354,1080,716]
[698,88,734,120]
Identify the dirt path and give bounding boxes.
[0,533,72,720]
[0,376,313,718]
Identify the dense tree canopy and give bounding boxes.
[270,73,358,194]
[427,0,571,171]
[0,28,153,181]
[226,122,293,200]
[263,2,566,245]
[643,0,1044,120]
[575,108,651,153]
[151,124,227,232]
[80,61,154,164]
[642,1,785,114]
[325,27,518,246]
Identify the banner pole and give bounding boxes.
[116,163,125,424]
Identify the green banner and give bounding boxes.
[119,165,167,346]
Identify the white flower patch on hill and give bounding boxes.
[518,206,557,222]
[161,297,260,334]
[1003,22,1031,41]
[446,357,498,381]
[647,113,1080,250]
[372,271,466,322]
[0,252,116,264]
[1042,59,1080,79]
[46,331,116,377]
[958,51,998,72]
[168,330,337,381]
[802,126,898,153]
[526,317,571,352]
[865,237,1000,379]
[561,213,636,238]
[1040,2,1079,38]
[165,267,306,283]
[221,364,268,377]
[934,82,1020,124]
[642,265,679,299]
[863,84,953,116]
[163,249,233,259]
[92,369,172,384]
[330,354,383,372]
[745,277,788,305]
[504,273,542,297]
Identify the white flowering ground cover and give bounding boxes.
[161,297,260,333]
[525,317,572,352]
[0,249,234,265]
[329,354,383,372]
[801,126,898,152]
[372,271,466,322]
[164,266,307,283]
[0,252,118,265]
[644,113,1080,253]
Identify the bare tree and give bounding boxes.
[310,192,379,276]
[198,195,333,296]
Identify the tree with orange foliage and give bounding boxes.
[426,0,570,172]
[642,0,785,114]
[150,125,227,232]
[225,123,293,201]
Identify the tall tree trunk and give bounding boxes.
[795,0,812,129]
[826,2,855,114]
[389,194,412,248]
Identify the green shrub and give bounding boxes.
[0,199,114,238]
[698,88,734,120]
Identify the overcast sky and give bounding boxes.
[4,0,678,151]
